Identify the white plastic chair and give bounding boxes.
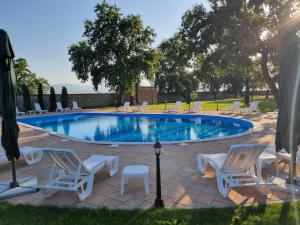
[117,102,132,112]
[135,101,148,112]
[34,103,48,114]
[16,107,25,116]
[189,101,201,113]
[197,144,266,197]
[224,101,240,113]
[56,102,70,112]
[39,148,119,201]
[167,101,182,112]
[72,101,82,111]
[0,146,43,165]
[240,101,259,113]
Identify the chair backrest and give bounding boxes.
[16,106,20,114]
[141,101,148,107]
[222,144,266,173]
[73,101,79,109]
[124,102,130,107]
[175,101,182,109]
[43,148,89,174]
[193,101,201,109]
[232,101,240,110]
[35,103,42,112]
[56,102,63,110]
[248,101,259,112]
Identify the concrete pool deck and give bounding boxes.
[0,109,299,209]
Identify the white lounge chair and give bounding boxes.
[266,109,278,119]
[117,102,132,112]
[189,101,201,113]
[240,101,259,113]
[39,148,119,201]
[224,101,240,113]
[167,101,182,112]
[135,101,148,112]
[16,107,25,116]
[56,102,70,112]
[72,101,82,111]
[34,103,48,114]
[197,144,266,197]
[0,146,43,165]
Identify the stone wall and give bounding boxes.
[17,93,118,111]
[122,86,158,104]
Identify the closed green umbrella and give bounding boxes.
[275,17,300,183]
[0,28,20,187]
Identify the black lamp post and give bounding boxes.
[153,138,164,208]
[164,100,167,111]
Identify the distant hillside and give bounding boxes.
[52,83,111,94]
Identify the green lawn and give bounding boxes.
[147,96,277,113]
[0,201,300,225]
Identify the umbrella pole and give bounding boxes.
[10,156,18,188]
[288,148,297,184]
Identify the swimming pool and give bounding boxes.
[18,113,253,144]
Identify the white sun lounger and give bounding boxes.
[135,101,148,112]
[240,101,259,113]
[197,144,266,197]
[117,102,132,112]
[16,107,25,116]
[0,146,43,165]
[34,103,48,114]
[189,101,201,113]
[167,101,182,112]
[39,148,119,201]
[224,101,240,113]
[72,101,82,111]
[56,102,70,112]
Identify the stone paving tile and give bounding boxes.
[1,110,298,209]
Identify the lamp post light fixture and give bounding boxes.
[153,138,164,208]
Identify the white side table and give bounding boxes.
[121,165,149,195]
[257,151,278,181]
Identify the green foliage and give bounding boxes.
[22,85,31,111]
[69,1,159,104]
[49,87,56,111]
[37,83,45,109]
[14,58,49,95]
[61,86,68,108]
[1,201,300,225]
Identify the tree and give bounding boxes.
[49,87,57,111]
[22,85,31,111]
[61,86,68,108]
[37,82,45,109]
[14,58,50,94]
[180,0,300,105]
[69,1,160,105]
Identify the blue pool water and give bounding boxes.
[17,113,253,143]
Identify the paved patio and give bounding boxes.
[0,110,299,209]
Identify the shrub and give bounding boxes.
[22,85,31,111]
[49,87,56,111]
[61,86,68,108]
[37,82,45,109]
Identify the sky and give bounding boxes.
[0,0,208,93]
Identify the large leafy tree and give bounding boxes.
[181,0,300,105]
[14,58,49,95]
[69,1,160,104]
[155,33,198,99]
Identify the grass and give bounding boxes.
[147,96,277,113]
[0,201,300,225]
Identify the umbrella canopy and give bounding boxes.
[0,29,20,160]
[275,17,300,182]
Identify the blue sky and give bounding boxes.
[0,0,208,92]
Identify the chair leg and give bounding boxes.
[77,175,94,201]
[216,171,229,198]
[197,155,208,174]
[144,175,149,195]
[121,175,125,195]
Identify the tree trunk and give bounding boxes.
[244,77,250,106]
[261,48,279,105]
[135,82,139,105]
[118,88,124,106]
